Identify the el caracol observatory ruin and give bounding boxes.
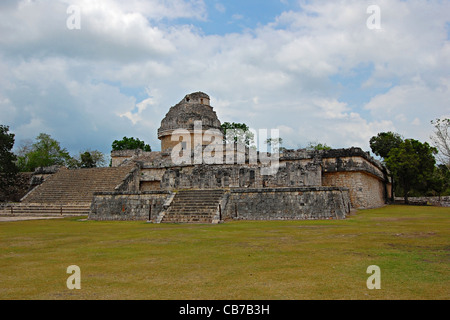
[4,92,391,223]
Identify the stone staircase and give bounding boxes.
[161,189,225,223]
[0,203,90,217]
[1,166,134,217]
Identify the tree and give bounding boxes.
[428,164,450,199]
[369,131,403,159]
[81,150,106,168]
[430,118,450,169]
[266,137,285,153]
[111,136,151,152]
[306,142,332,151]
[221,122,254,148]
[16,133,72,172]
[385,139,437,204]
[0,125,18,176]
[0,125,19,200]
[67,150,107,168]
[370,131,403,201]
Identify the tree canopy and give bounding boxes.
[306,142,332,151]
[369,131,403,159]
[111,136,151,152]
[428,164,450,198]
[266,137,285,153]
[0,125,18,176]
[385,138,437,203]
[369,131,403,200]
[67,150,107,168]
[0,125,19,200]
[370,131,448,201]
[221,122,254,147]
[16,133,72,172]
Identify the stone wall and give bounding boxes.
[89,191,170,221]
[223,187,351,221]
[320,147,385,174]
[107,146,390,215]
[319,148,389,209]
[394,196,450,207]
[158,160,321,190]
[111,149,154,167]
[114,166,140,192]
[321,156,386,180]
[322,171,386,209]
[29,165,61,188]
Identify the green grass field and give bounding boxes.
[0,205,448,300]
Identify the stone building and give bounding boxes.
[3,92,391,223]
[94,92,391,222]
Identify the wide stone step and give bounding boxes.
[173,196,224,200]
[0,204,90,216]
[170,203,219,208]
[160,189,224,223]
[170,207,217,213]
[175,192,223,195]
[167,210,217,215]
[162,214,214,223]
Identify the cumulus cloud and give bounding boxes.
[0,0,449,156]
[364,81,450,143]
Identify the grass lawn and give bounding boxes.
[0,205,448,300]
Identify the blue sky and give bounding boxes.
[195,0,296,35]
[0,0,449,160]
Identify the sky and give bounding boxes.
[0,0,449,159]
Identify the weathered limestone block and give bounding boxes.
[223,187,350,221]
[89,191,170,221]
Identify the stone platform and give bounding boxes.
[88,186,351,222]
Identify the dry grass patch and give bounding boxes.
[0,205,448,299]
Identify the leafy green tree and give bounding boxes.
[266,137,285,153]
[370,131,403,159]
[67,150,107,168]
[111,136,151,152]
[221,122,254,147]
[82,150,106,167]
[80,152,95,168]
[0,125,18,175]
[428,164,450,199]
[306,142,331,151]
[370,131,403,201]
[16,133,72,172]
[386,139,437,204]
[0,125,19,200]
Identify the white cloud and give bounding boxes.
[215,3,226,13]
[1,0,449,156]
[231,14,244,21]
[364,82,450,143]
[312,98,350,120]
[73,0,207,22]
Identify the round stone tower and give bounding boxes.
[158,92,223,152]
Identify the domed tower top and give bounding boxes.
[158,92,222,152]
[183,91,210,106]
